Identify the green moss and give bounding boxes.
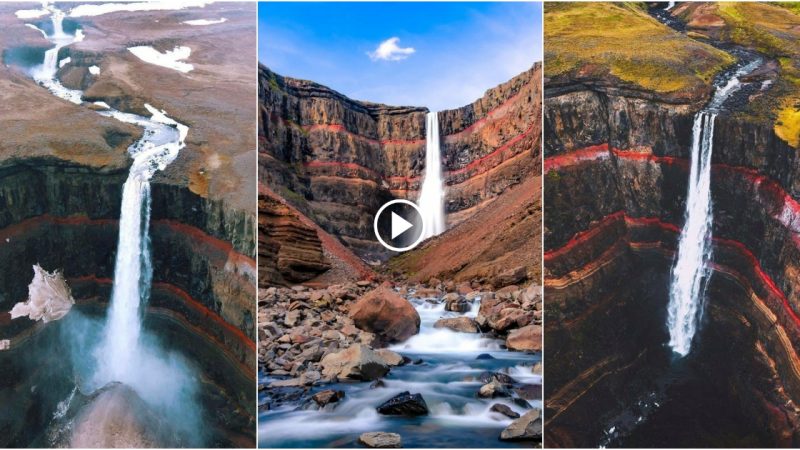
[546,169,561,184]
[544,2,732,95]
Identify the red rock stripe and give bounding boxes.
[545,211,800,329]
[447,123,538,177]
[70,275,255,351]
[443,91,523,138]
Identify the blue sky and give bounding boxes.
[258,2,542,111]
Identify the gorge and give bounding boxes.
[258,60,542,447]
[0,3,256,447]
[544,2,800,447]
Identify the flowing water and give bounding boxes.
[417,112,446,240]
[666,56,762,356]
[259,291,540,448]
[15,5,207,444]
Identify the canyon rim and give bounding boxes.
[258,2,543,448]
[0,2,257,447]
[543,2,800,448]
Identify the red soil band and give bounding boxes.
[443,91,523,138]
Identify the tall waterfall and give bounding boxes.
[667,57,761,356]
[418,111,445,239]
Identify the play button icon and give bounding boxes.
[391,212,414,240]
[374,199,425,252]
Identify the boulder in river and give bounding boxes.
[376,391,429,416]
[499,409,542,442]
[312,389,345,407]
[506,325,542,352]
[375,349,405,366]
[349,283,420,343]
[433,317,478,333]
[320,344,390,381]
[479,380,511,398]
[490,403,521,419]
[358,432,402,448]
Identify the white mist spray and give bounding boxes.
[667,58,761,356]
[418,111,446,239]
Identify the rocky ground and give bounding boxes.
[258,279,543,445]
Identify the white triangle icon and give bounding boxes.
[391,212,414,240]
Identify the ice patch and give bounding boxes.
[68,1,208,17]
[59,57,71,68]
[93,101,111,109]
[183,18,226,26]
[128,46,193,73]
[89,65,100,75]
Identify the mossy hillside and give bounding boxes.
[544,2,733,96]
[713,2,800,148]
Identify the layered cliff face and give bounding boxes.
[544,2,800,447]
[259,63,541,264]
[0,4,257,446]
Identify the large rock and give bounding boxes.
[312,389,345,407]
[320,345,390,381]
[349,284,420,343]
[433,317,479,333]
[376,392,429,416]
[506,325,542,352]
[499,409,542,442]
[358,432,402,448]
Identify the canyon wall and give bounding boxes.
[259,63,541,273]
[0,158,256,446]
[543,74,800,446]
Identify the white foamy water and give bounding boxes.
[417,111,446,239]
[667,58,761,356]
[25,4,193,414]
[128,45,194,73]
[31,7,83,104]
[389,298,500,354]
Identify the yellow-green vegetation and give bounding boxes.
[713,3,800,148]
[544,2,733,96]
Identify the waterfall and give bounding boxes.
[418,111,446,239]
[666,1,676,10]
[666,57,762,356]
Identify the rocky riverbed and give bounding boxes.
[258,279,542,448]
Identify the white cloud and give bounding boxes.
[368,37,415,62]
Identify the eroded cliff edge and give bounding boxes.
[544,2,800,447]
[259,63,541,286]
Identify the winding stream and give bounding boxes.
[259,291,540,448]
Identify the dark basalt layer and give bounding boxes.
[0,160,256,447]
[259,63,541,260]
[544,78,800,447]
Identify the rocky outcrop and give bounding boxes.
[348,284,420,344]
[320,344,390,381]
[259,63,541,261]
[259,191,329,286]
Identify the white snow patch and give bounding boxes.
[69,1,208,17]
[16,9,48,19]
[128,45,193,73]
[93,101,111,109]
[183,18,226,26]
[89,65,100,75]
[59,57,71,68]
